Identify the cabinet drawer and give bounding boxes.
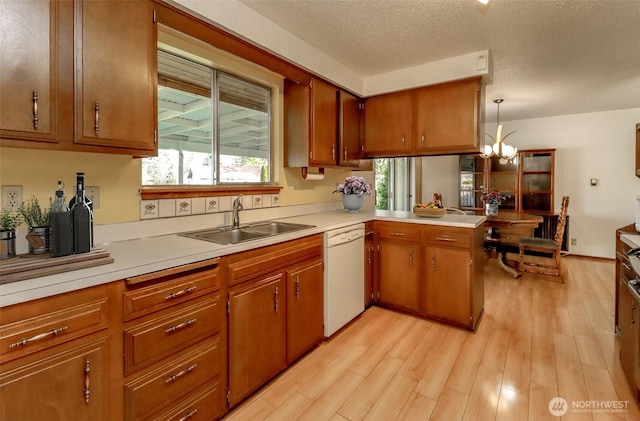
[124,336,223,421]
[124,296,222,375]
[0,298,108,364]
[424,226,471,248]
[124,266,220,321]
[227,235,322,287]
[148,381,226,421]
[377,222,420,242]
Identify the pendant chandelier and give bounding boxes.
[480,99,518,164]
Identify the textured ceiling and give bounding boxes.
[237,0,640,121]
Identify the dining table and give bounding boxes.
[483,211,544,277]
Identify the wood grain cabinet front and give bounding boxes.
[286,257,324,364]
[0,0,60,144]
[0,284,115,420]
[362,90,413,157]
[228,273,287,407]
[123,258,227,421]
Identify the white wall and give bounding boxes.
[504,108,640,258]
[421,155,460,208]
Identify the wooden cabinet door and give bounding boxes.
[0,335,108,421]
[424,245,471,327]
[339,90,361,167]
[310,78,338,166]
[364,223,375,307]
[377,239,419,312]
[286,259,324,364]
[0,0,58,143]
[228,273,286,407]
[75,0,156,153]
[413,77,483,154]
[362,91,412,157]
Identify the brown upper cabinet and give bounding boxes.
[285,77,362,168]
[362,90,413,157]
[362,76,485,158]
[0,0,61,144]
[74,0,157,153]
[0,0,157,156]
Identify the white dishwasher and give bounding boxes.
[324,223,365,337]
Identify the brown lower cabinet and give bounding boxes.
[0,284,115,420]
[123,258,226,421]
[616,224,640,402]
[227,234,324,408]
[228,273,287,406]
[374,220,484,330]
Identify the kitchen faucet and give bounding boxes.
[232,195,243,229]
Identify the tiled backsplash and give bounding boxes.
[140,194,280,220]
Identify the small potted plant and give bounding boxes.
[334,176,373,213]
[0,208,22,259]
[19,196,53,255]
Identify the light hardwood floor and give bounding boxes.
[223,256,640,421]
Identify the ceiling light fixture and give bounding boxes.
[477,0,490,4]
[480,99,518,164]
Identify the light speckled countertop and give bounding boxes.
[0,209,485,307]
[622,233,640,249]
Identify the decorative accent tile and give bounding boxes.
[176,199,192,216]
[191,197,205,215]
[271,194,280,207]
[158,199,176,218]
[140,200,159,219]
[205,197,219,213]
[218,196,232,212]
[252,195,263,208]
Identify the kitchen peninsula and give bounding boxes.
[0,208,485,420]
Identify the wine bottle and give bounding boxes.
[51,181,73,257]
[70,172,92,254]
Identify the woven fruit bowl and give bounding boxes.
[413,206,446,218]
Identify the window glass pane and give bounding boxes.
[218,72,270,184]
[143,51,271,186]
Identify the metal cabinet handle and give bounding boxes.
[367,246,372,264]
[344,146,348,161]
[409,249,413,267]
[401,136,405,145]
[421,133,425,145]
[84,359,91,403]
[436,236,456,242]
[165,286,196,301]
[623,262,632,271]
[9,325,68,349]
[431,252,435,270]
[166,364,197,384]
[389,232,405,237]
[274,285,279,312]
[165,318,196,334]
[94,101,100,134]
[331,144,335,161]
[295,276,300,300]
[32,89,39,129]
[178,409,198,421]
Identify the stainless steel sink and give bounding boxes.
[179,221,314,245]
[242,221,314,235]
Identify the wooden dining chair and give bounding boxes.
[518,196,570,281]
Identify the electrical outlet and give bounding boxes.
[571,238,577,246]
[2,186,23,211]
[86,186,100,209]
